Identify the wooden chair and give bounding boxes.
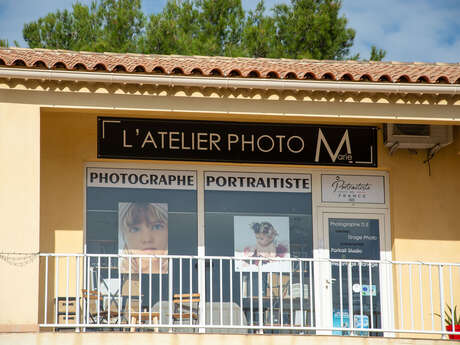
[129,310,161,332]
[172,293,200,324]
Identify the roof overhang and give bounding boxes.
[1,67,459,95]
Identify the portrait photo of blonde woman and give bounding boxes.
[118,202,168,274]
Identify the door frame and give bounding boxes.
[314,208,394,334]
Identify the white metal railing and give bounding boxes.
[39,253,460,339]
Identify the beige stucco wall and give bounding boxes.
[0,103,40,331]
[1,80,460,334]
[383,133,460,334]
[381,126,460,260]
[39,110,460,260]
[38,109,460,333]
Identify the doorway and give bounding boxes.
[317,210,392,335]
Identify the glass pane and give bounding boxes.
[85,168,198,311]
[204,172,314,331]
[329,218,381,335]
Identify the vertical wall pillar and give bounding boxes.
[0,103,40,332]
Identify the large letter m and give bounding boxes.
[314,128,351,163]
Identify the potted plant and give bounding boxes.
[435,305,460,340]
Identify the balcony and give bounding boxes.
[38,254,460,340]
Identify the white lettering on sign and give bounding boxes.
[99,118,377,166]
[315,129,352,163]
[133,130,307,154]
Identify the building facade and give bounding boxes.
[1,48,460,344]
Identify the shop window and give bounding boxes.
[203,171,314,308]
[85,167,198,308]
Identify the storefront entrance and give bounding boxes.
[317,211,392,335]
[84,164,391,332]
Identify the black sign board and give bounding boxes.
[98,117,377,167]
[329,218,380,260]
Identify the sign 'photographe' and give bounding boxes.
[321,174,385,203]
[87,167,196,190]
[98,117,377,167]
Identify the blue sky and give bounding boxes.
[0,0,459,63]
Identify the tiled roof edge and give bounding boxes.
[0,47,459,84]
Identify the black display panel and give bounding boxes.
[98,117,377,167]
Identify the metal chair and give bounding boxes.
[81,289,120,325]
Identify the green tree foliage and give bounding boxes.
[269,0,355,59]
[242,1,276,58]
[142,0,245,56]
[0,39,20,48]
[141,0,196,55]
[23,0,145,53]
[96,0,145,52]
[23,6,92,50]
[22,0,386,61]
[351,45,386,62]
[196,0,246,56]
[369,45,386,61]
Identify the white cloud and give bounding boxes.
[340,0,460,62]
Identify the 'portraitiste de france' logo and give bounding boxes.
[321,174,385,204]
[314,128,353,164]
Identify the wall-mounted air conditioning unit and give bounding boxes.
[383,124,453,153]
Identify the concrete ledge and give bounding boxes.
[0,332,450,345]
[0,324,39,333]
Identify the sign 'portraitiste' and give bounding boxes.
[98,117,378,167]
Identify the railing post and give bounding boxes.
[220,259,223,327]
[66,256,70,326]
[76,256,80,332]
[239,269,243,327]
[210,259,213,327]
[258,261,263,333]
[44,255,48,326]
[409,264,414,330]
[168,258,173,332]
[347,261,354,336]
[83,254,88,331]
[418,263,424,331]
[439,264,447,339]
[198,256,205,333]
[398,263,404,331]
[299,260,304,329]
[159,257,163,328]
[229,259,233,327]
[55,256,59,326]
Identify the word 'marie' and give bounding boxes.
[124,130,304,154]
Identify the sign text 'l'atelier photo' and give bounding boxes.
[98,117,378,167]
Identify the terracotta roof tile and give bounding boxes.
[1,47,460,84]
